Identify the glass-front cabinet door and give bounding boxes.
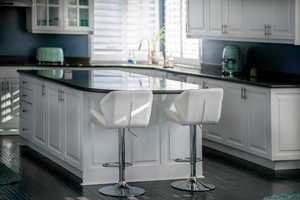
[65,0,92,31]
[35,0,62,30]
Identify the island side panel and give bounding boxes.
[81,92,203,185]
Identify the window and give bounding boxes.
[165,0,201,66]
[91,0,159,62]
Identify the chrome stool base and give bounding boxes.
[171,179,215,192]
[99,184,145,197]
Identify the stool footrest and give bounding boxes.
[102,162,133,168]
[174,157,202,163]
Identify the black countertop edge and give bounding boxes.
[17,70,191,94]
[8,63,300,89]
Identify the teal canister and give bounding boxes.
[222,46,242,76]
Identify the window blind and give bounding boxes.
[92,0,159,61]
[165,0,200,65]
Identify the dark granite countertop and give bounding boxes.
[18,69,200,94]
[2,56,299,88]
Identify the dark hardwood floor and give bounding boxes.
[0,136,299,200]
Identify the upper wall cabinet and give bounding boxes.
[187,0,295,44]
[26,0,94,34]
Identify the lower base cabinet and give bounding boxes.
[20,75,83,170]
[202,78,300,168]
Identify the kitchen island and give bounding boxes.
[18,69,201,185]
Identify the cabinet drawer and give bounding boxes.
[20,76,33,90]
[20,88,33,104]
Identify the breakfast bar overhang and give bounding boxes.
[18,68,202,185]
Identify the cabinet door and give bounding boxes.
[47,87,65,156]
[187,0,206,36]
[203,80,226,143]
[207,0,225,36]
[35,0,63,31]
[246,87,270,158]
[269,0,294,41]
[242,0,272,40]
[65,89,81,168]
[34,84,47,146]
[65,0,92,31]
[205,81,246,149]
[223,0,243,37]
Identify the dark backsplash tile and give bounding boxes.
[202,40,300,75]
[0,7,88,57]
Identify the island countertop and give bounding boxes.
[18,69,200,94]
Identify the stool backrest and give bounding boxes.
[100,90,153,128]
[173,88,224,125]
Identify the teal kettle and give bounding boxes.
[222,46,242,76]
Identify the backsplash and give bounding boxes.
[0,7,88,57]
[202,40,300,75]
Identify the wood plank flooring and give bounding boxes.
[0,136,299,200]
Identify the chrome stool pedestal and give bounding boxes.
[99,128,145,197]
[171,125,215,192]
[165,89,224,193]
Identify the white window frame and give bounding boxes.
[90,0,160,63]
[164,0,202,67]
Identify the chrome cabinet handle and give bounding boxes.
[42,85,46,96]
[6,81,9,91]
[203,81,208,89]
[264,24,267,39]
[241,88,244,99]
[268,25,272,36]
[61,91,64,102]
[244,88,247,100]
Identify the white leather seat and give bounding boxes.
[92,90,153,129]
[166,89,223,125]
[166,88,223,192]
[91,90,153,197]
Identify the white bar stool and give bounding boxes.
[166,89,223,192]
[91,90,153,197]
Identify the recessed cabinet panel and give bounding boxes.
[65,91,81,168]
[207,0,224,35]
[224,0,243,37]
[187,0,206,36]
[277,95,300,151]
[247,89,270,157]
[34,84,47,146]
[242,0,271,39]
[47,88,65,156]
[270,0,295,40]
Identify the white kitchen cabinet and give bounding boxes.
[33,83,48,146]
[29,0,64,33]
[187,0,295,43]
[207,0,225,36]
[64,0,93,33]
[203,79,271,158]
[268,0,295,41]
[223,0,243,38]
[27,0,94,34]
[20,75,83,169]
[205,81,246,149]
[245,87,270,158]
[65,88,82,168]
[186,0,207,37]
[47,86,65,158]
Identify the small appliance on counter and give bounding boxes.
[37,47,64,65]
[222,45,242,76]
